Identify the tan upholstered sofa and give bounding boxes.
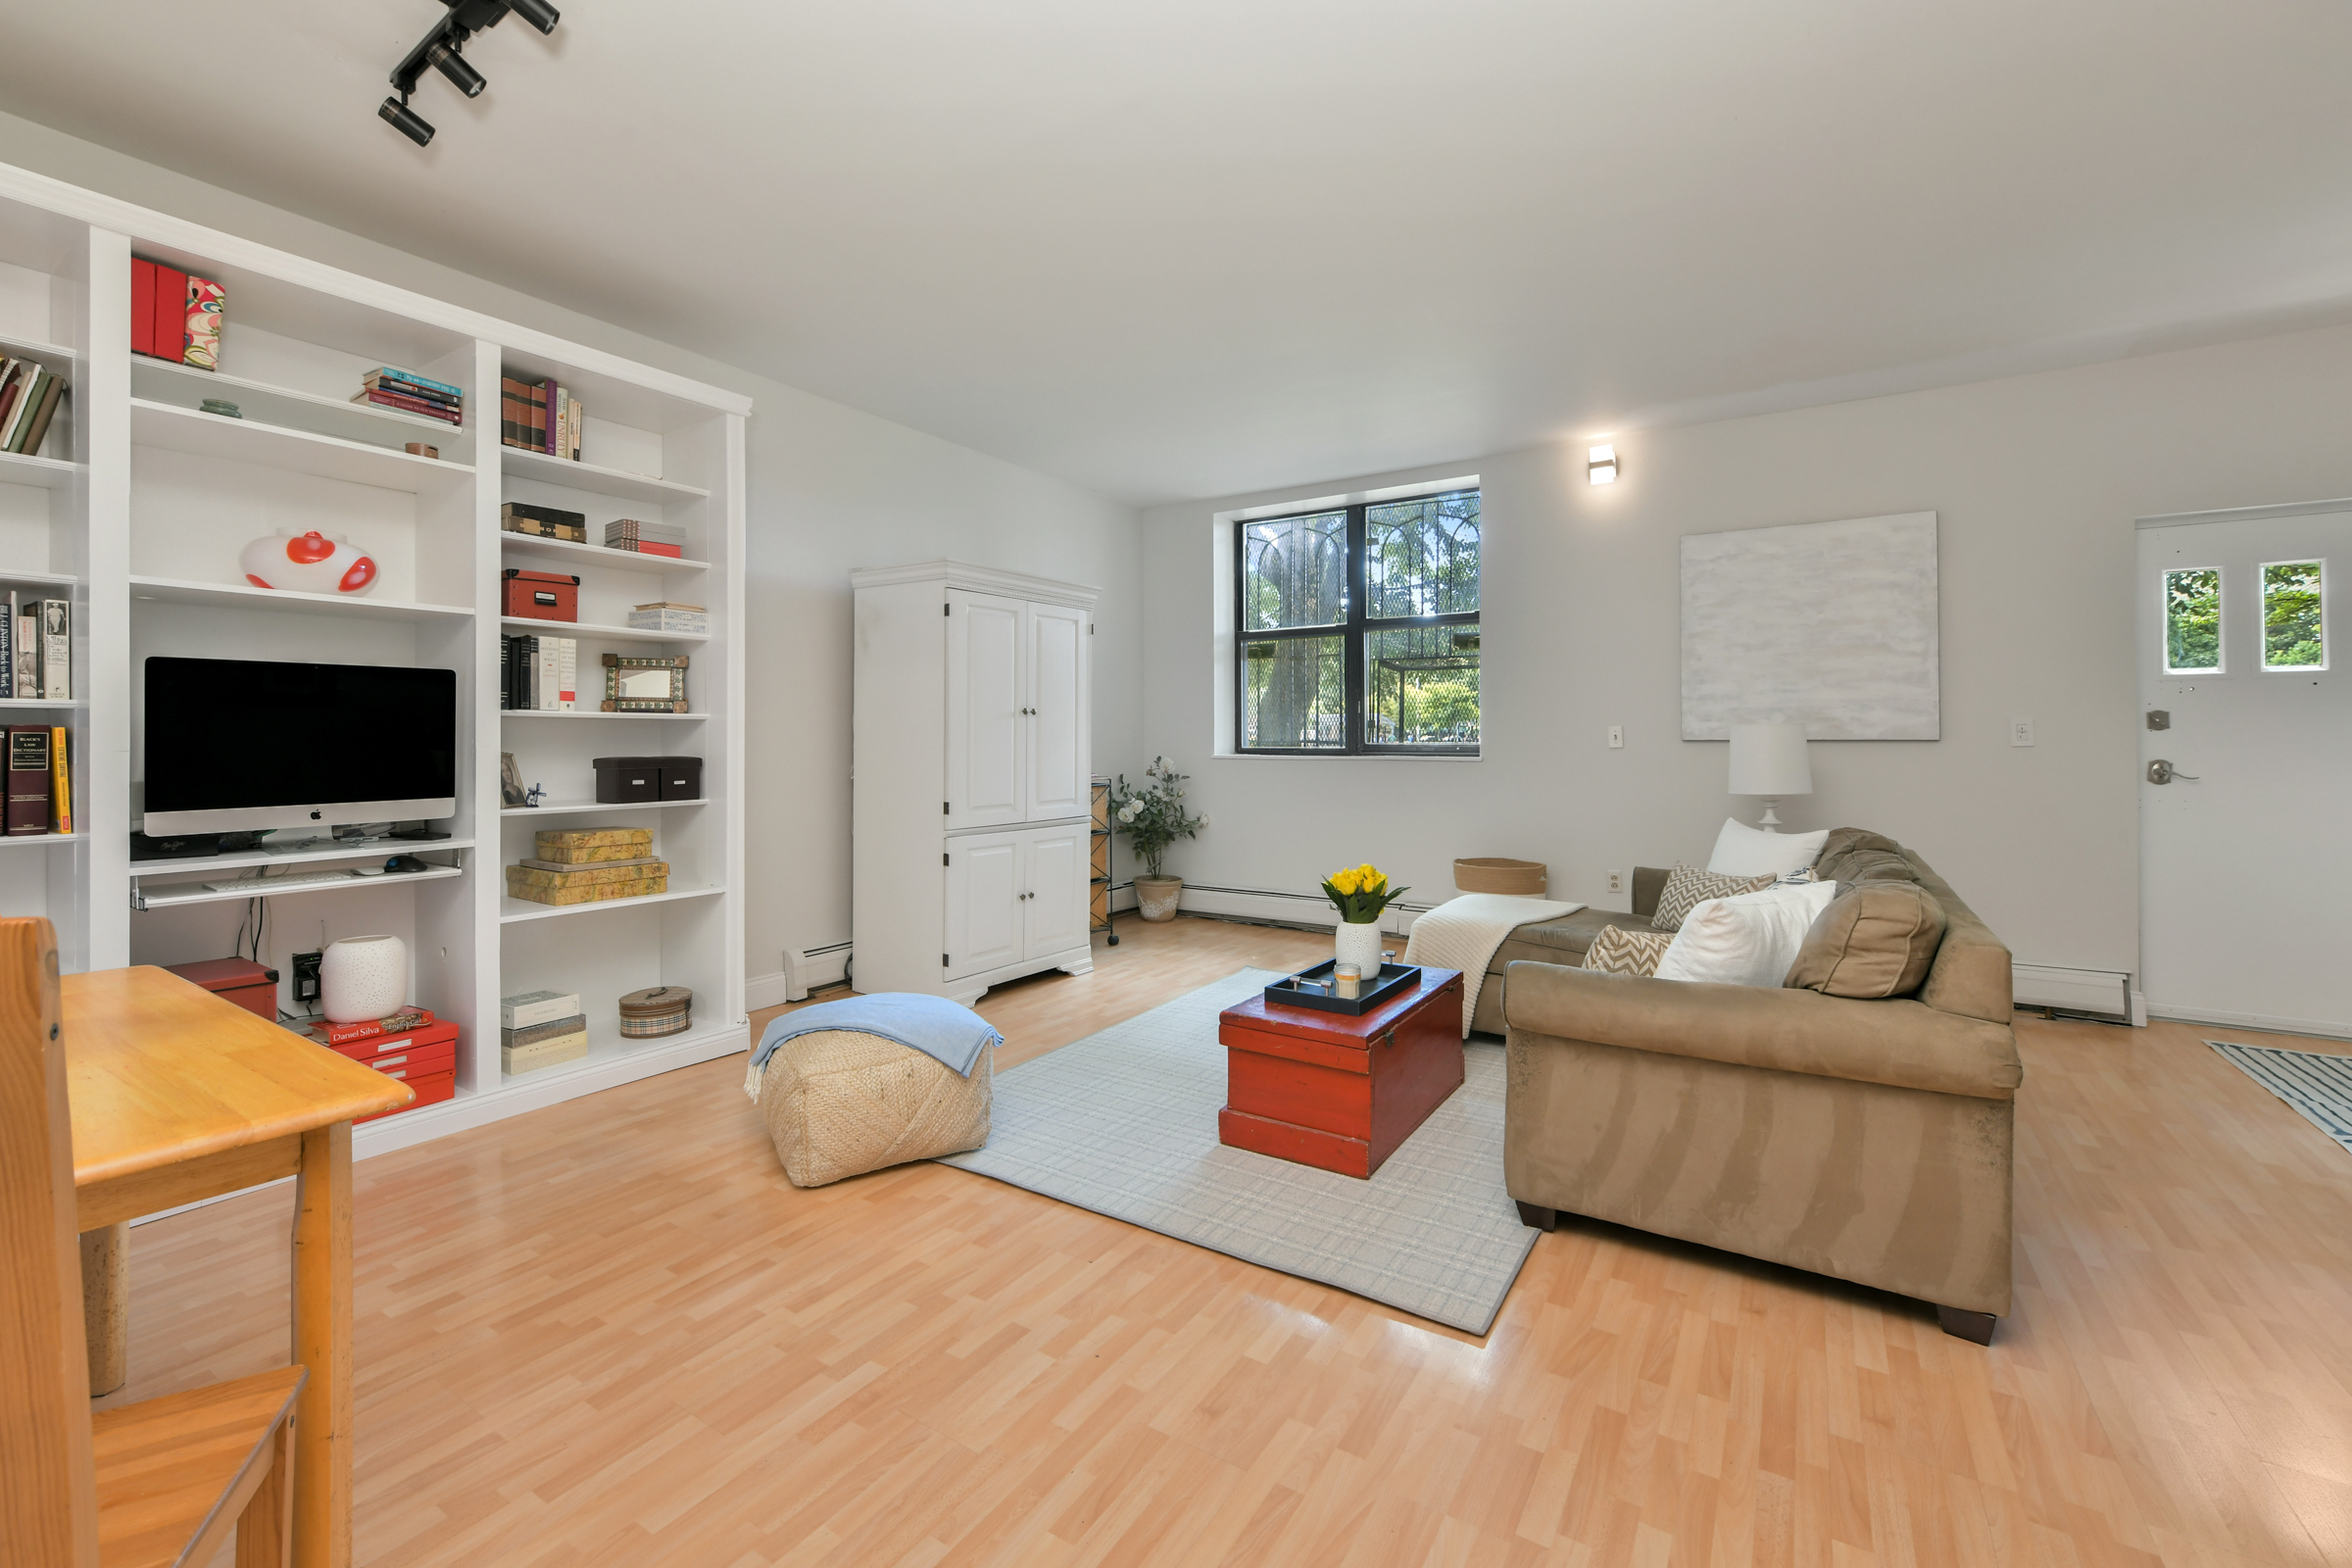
[1500,830,2021,1343]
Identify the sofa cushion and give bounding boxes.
[1655,880,1839,988]
[1706,817,1831,877]
[1582,925,1674,976]
[1484,907,1654,973]
[1651,863,1778,932]
[1786,882,1948,998]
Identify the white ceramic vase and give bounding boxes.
[1334,919,1386,975]
[320,934,407,1023]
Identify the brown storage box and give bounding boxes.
[501,568,579,622]
[533,826,655,862]
[1454,858,1546,896]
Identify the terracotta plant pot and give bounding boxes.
[1133,875,1183,922]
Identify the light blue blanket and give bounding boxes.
[751,993,1003,1079]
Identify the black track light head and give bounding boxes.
[379,94,435,147]
[506,0,560,35]
[426,37,486,97]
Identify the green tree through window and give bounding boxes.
[1238,490,1480,754]
[2262,561,2325,669]
[2164,568,2221,673]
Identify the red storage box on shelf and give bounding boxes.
[162,957,279,1020]
[317,1017,457,1064]
[358,1070,454,1123]
[501,568,579,622]
[335,1034,457,1080]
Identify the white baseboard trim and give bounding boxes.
[131,1020,751,1227]
[2012,963,2132,1020]
[2143,1002,2352,1042]
[1174,882,1423,937]
[747,971,790,1010]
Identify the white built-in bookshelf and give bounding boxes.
[0,163,749,1157]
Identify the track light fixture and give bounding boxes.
[381,0,561,145]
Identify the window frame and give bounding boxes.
[2258,557,2328,672]
[2160,564,2225,677]
[1233,491,1482,758]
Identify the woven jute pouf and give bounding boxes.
[758,1028,992,1188]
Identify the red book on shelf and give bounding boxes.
[151,266,188,364]
[324,1018,458,1066]
[130,259,156,357]
[633,542,684,559]
[305,1006,437,1048]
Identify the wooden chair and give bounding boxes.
[0,916,306,1568]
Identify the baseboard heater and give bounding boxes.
[784,941,853,1002]
[2012,963,2132,1021]
[1173,883,1430,936]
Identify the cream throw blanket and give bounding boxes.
[1402,893,1585,1037]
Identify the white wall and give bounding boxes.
[0,110,1146,1000]
[1143,321,2352,977]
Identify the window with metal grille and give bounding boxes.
[1236,488,1480,755]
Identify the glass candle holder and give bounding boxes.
[1334,962,1361,1000]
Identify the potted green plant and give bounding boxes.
[1108,758,1208,922]
[1321,862,1410,972]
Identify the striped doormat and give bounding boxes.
[2209,1039,2352,1153]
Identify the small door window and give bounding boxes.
[2260,559,2326,671]
[2164,567,2223,674]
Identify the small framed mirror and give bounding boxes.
[601,654,689,712]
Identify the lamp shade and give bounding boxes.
[1728,722,1812,797]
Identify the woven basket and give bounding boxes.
[1453,858,1547,896]
[759,1029,992,1188]
[617,985,691,1038]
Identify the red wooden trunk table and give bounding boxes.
[1217,965,1465,1178]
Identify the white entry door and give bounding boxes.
[946,591,1026,830]
[2138,507,2352,1033]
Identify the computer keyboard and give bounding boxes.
[202,868,369,894]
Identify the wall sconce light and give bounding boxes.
[1588,444,1618,485]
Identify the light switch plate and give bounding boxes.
[2010,717,2034,747]
[1607,725,1624,749]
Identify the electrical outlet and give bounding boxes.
[291,950,322,1005]
[1605,869,1624,894]
[1607,724,1624,749]
[2010,717,2034,748]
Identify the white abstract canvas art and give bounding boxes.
[1681,512,1939,741]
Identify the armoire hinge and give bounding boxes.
[943,602,951,615]
[943,953,951,967]
[943,801,950,814]
[943,853,949,866]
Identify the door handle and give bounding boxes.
[2147,760,2200,785]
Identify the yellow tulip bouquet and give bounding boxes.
[1321,863,1409,925]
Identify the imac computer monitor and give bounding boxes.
[143,656,459,835]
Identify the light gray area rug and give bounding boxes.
[2210,1039,2352,1154]
[937,967,1538,1335]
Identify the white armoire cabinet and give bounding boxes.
[853,562,1098,1004]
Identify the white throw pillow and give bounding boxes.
[1705,816,1830,878]
[1653,880,1839,988]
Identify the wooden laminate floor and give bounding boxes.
[103,915,2352,1568]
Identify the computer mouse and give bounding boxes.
[385,854,429,874]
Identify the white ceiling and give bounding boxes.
[2,1,2350,505]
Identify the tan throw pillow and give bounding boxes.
[1583,925,1675,976]
[1784,882,1948,999]
[1651,863,1778,932]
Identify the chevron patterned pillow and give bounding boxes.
[1650,863,1778,932]
[1583,925,1675,976]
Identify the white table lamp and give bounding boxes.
[1728,722,1812,830]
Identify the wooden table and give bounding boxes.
[67,965,414,1568]
[1217,965,1464,1178]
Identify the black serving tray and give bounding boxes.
[1264,959,1421,1016]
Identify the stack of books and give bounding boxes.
[500,502,586,543]
[1,592,68,700]
[354,367,463,426]
[500,376,583,460]
[605,518,685,558]
[501,633,577,710]
[0,358,67,459]
[4,724,69,837]
[626,602,708,636]
[506,826,667,907]
[130,258,223,369]
[499,990,589,1074]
